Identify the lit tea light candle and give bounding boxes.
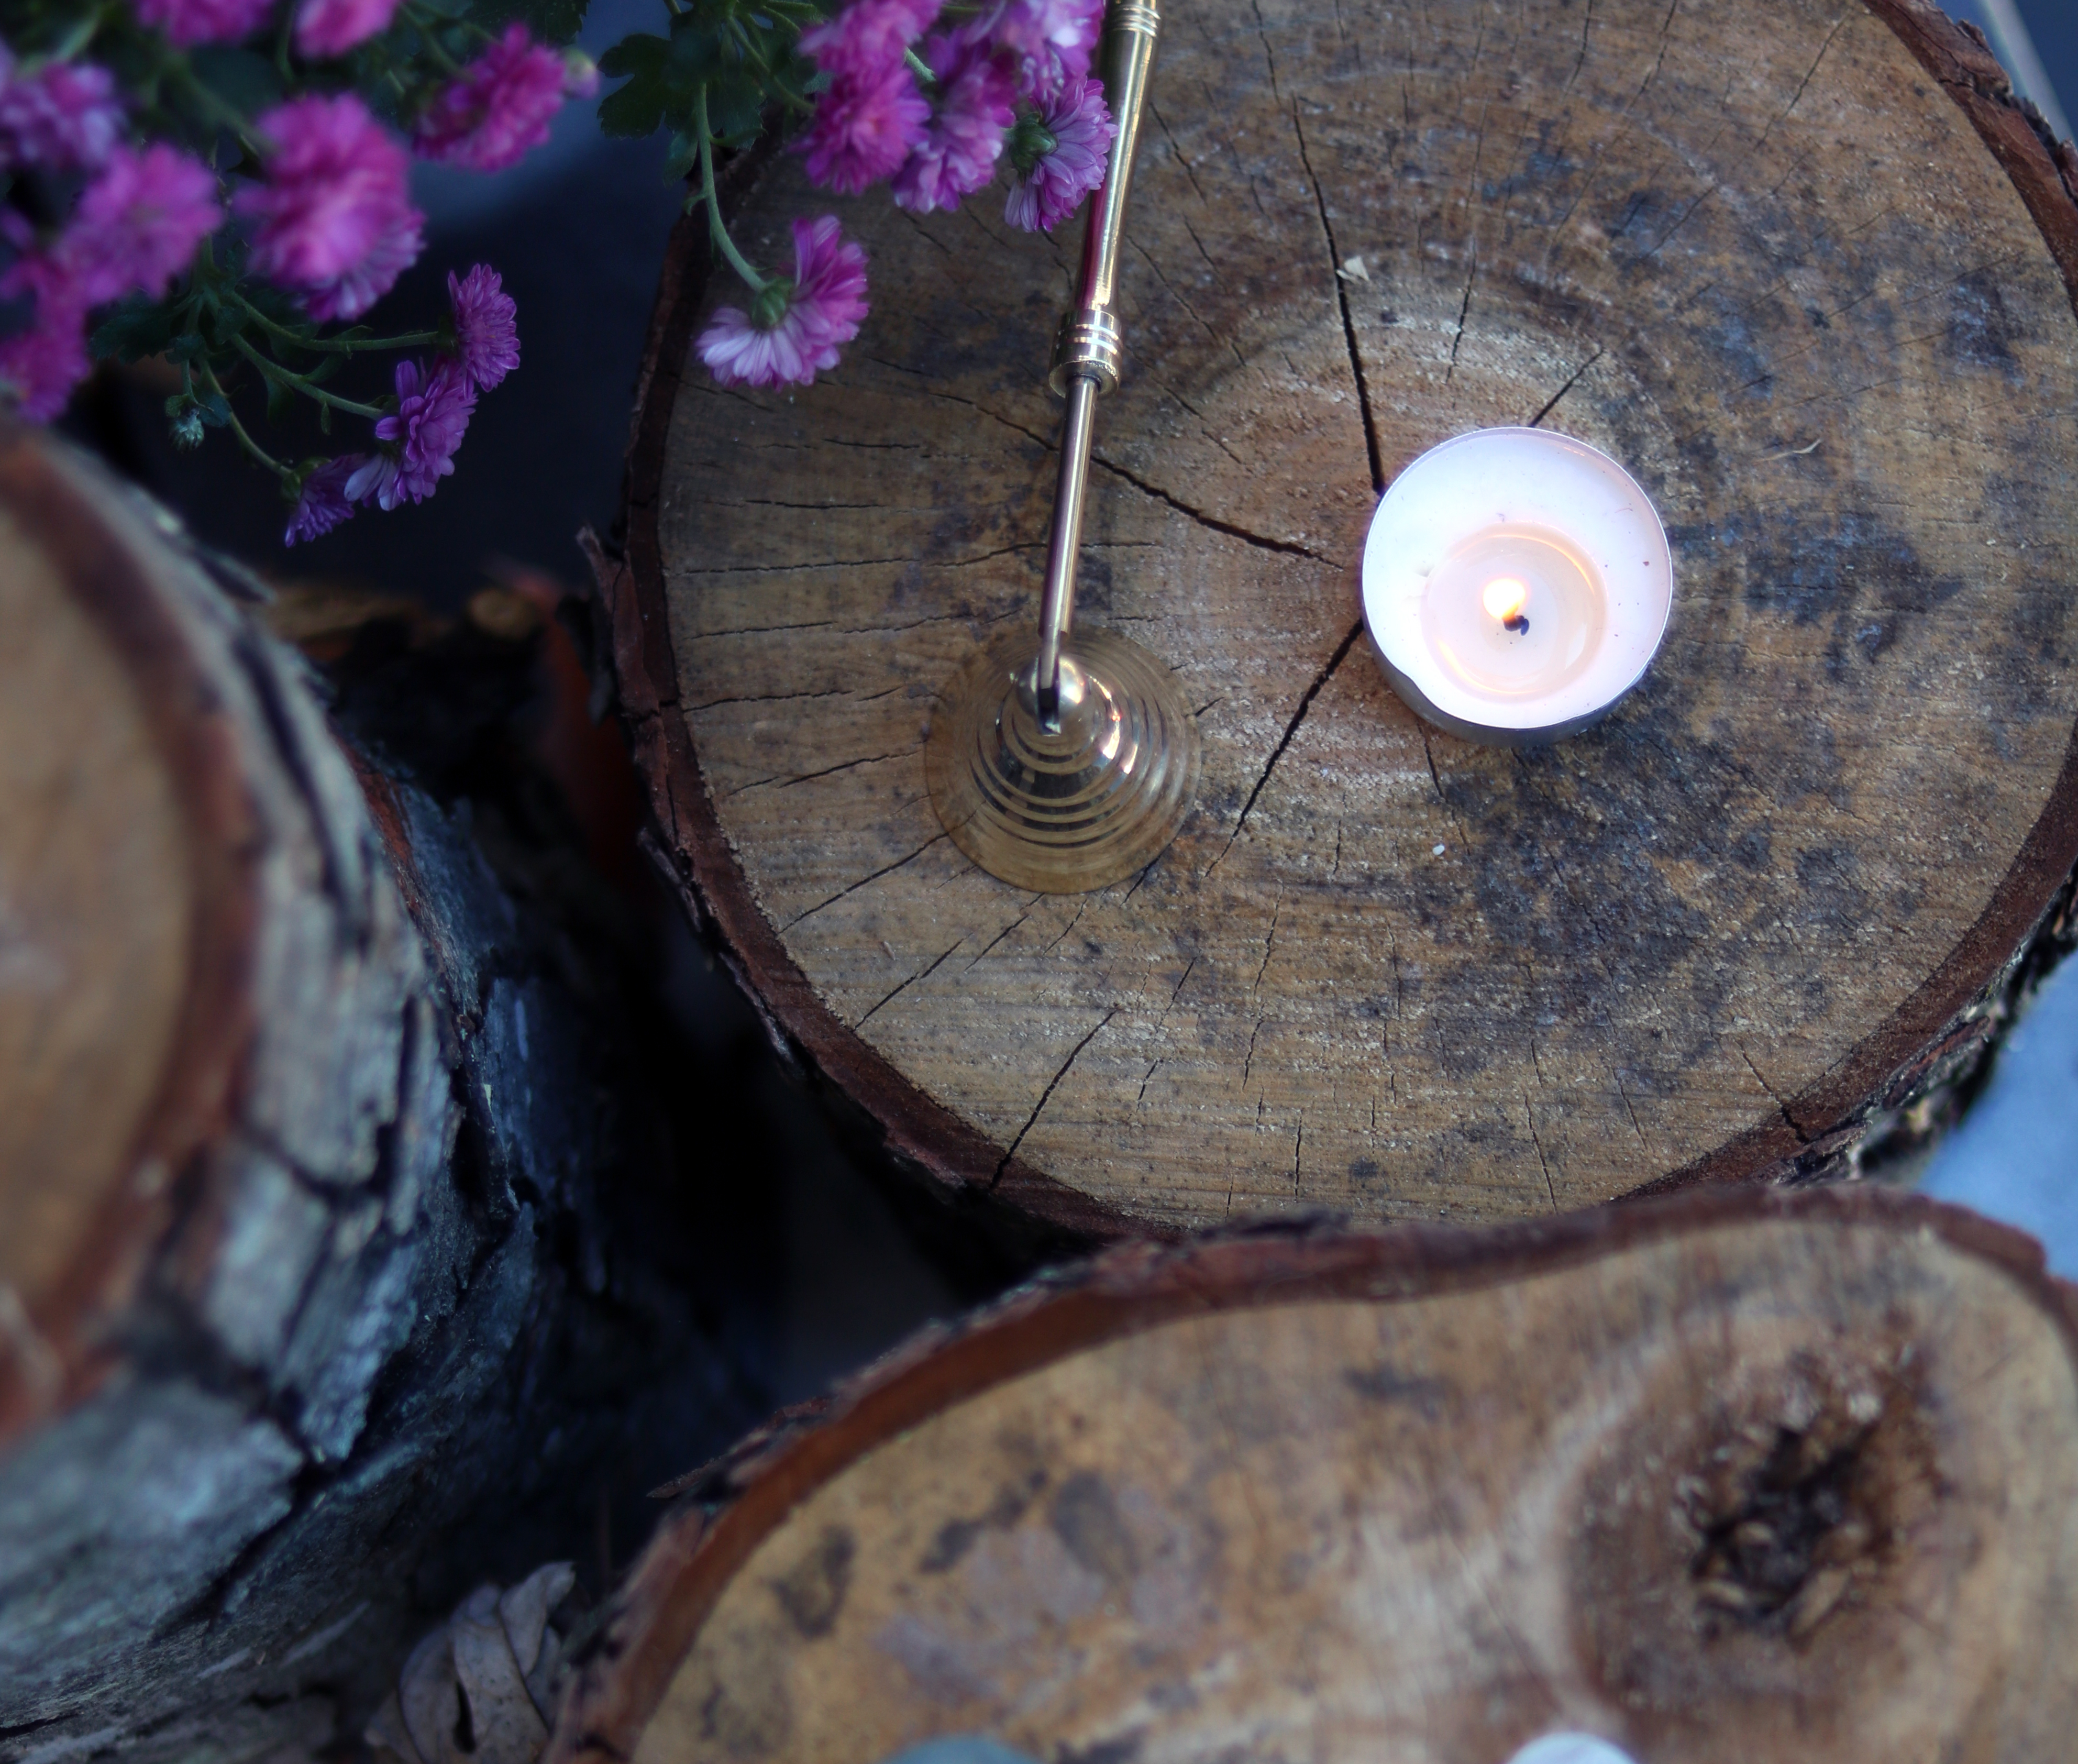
[1361,428,1672,745]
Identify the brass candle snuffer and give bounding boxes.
[924,0,1201,894]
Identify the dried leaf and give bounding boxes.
[365,1564,577,1764]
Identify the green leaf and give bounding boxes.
[468,0,589,45]
[90,298,180,364]
[187,45,283,115]
[598,32,669,136]
[663,130,700,182]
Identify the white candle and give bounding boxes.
[1360,428,1672,744]
[1502,1736,1639,1764]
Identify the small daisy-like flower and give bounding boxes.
[1003,77,1112,232]
[447,263,518,389]
[65,144,222,303]
[283,456,366,545]
[347,358,477,509]
[892,35,1016,214]
[696,216,869,390]
[236,94,425,322]
[133,0,274,48]
[798,60,931,194]
[293,0,402,58]
[0,56,124,171]
[412,25,579,172]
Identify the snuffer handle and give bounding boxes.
[1032,0,1159,725]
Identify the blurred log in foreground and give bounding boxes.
[553,1188,2078,1764]
[0,425,747,1764]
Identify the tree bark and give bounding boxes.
[549,1186,2078,1764]
[0,427,745,1763]
[607,0,2078,1241]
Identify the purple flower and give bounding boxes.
[1004,76,1112,231]
[284,455,366,545]
[347,358,477,509]
[236,94,425,322]
[65,144,222,303]
[798,60,930,194]
[892,35,1015,214]
[447,263,518,389]
[293,0,401,58]
[957,0,1102,100]
[798,0,942,81]
[696,215,869,390]
[413,25,578,172]
[133,0,274,47]
[0,56,124,171]
[0,253,89,420]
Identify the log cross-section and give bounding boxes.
[615,0,2078,1238]
[548,1189,2078,1764]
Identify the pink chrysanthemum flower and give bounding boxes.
[696,216,869,390]
[798,60,930,194]
[236,94,425,322]
[293,0,401,58]
[1003,76,1112,231]
[447,263,518,389]
[65,144,222,303]
[0,56,124,171]
[412,25,577,172]
[346,358,477,509]
[892,36,1015,214]
[0,249,90,420]
[284,455,366,545]
[798,0,942,81]
[133,0,274,47]
[959,0,1102,101]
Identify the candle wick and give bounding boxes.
[1505,613,1530,634]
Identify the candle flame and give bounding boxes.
[1481,576,1529,622]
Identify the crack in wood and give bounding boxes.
[1739,1045,1811,1145]
[1212,621,1366,872]
[856,937,965,1029]
[991,1008,1119,1185]
[782,832,947,931]
[1527,347,1607,427]
[1091,453,1328,559]
[1291,105,1386,492]
[1524,1090,1560,1211]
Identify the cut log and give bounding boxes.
[0,425,744,1763]
[548,1188,2078,1764]
[607,0,2078,1239]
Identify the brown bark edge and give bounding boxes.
[542,1183,2077,1764]
[599,0,2078,1243]
[0,426,260,1441]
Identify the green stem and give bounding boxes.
[168,61,262,156]
[904,46,935,84]
[196,361,292,480]
[398,4,465,75]
[48,8,105,62]
[227,285,438,354]
[696,91,768,292]
[232,335,388,418]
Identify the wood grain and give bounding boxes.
[549,1188,2078,1764]
[619,0,2078,1237]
